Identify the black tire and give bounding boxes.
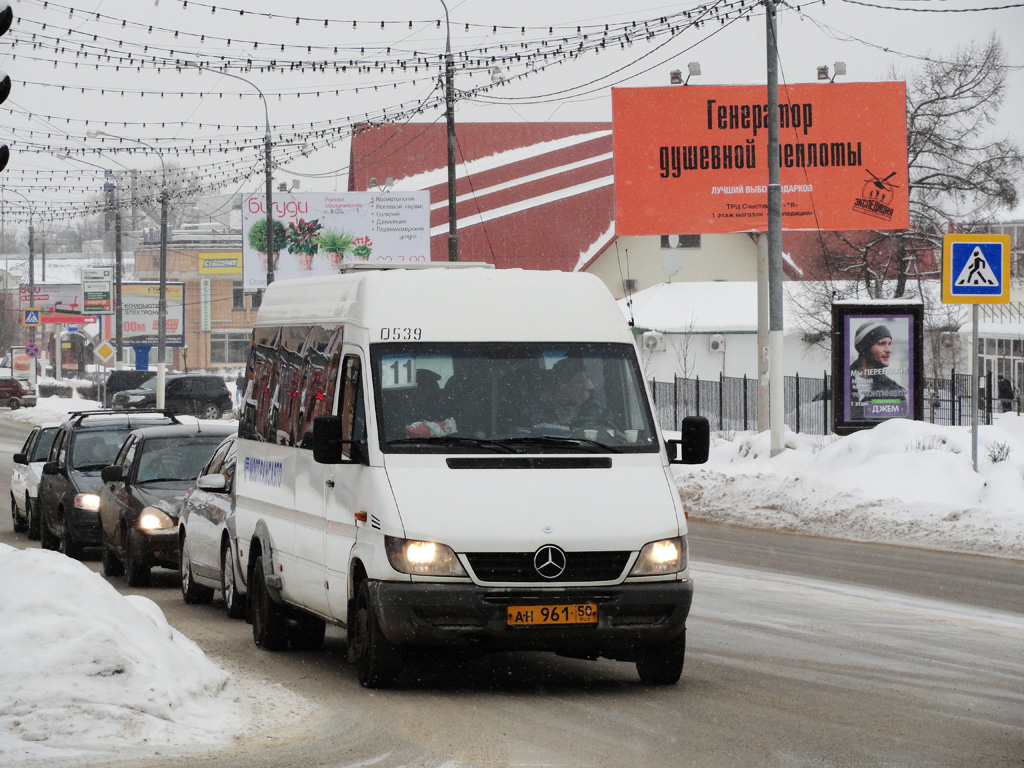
[26,497,40,541]
[180,535,214,604]
[124,528,151,587]
[39,507,59,550]
[221,540,247,620]
[635,631,686,685]
[351,581,402,688]
[58,512,85,560]
[250,554,289,651]
[289,611,326,652]
[8,398,19,410]
[200,402,221,420]
[101,536,125,577]
[12,493,27,534]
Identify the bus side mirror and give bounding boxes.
[666,416,710,465]
[313,415,345,464]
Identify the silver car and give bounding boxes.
[11,425,60,539]
[178,435,246,618]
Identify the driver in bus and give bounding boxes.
[539,357,600,425]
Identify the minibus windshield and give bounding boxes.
[373,342,658,454]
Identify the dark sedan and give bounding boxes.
[112,374,232,420]
[99,422,236,586]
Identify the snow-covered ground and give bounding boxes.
[1,396,1021,764]
[674,415,1024,559]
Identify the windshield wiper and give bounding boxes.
[138,477,186,484]
[387,436,514,453]
[496,436,622,453]
[73,463,110,472]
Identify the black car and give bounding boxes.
[38,410,178,559]
[112,374,232,420]
[99,422,236,586]
[103,369,155,407]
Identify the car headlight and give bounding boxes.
[138,506,175,531]
[73,493,101,512]
[629,536,688,576]
[128,395,146,403]
[385,536,467,577]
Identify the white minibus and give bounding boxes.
[234,264,708,687]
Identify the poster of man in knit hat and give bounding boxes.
[831,302,924,435]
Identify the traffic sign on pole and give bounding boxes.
[942,234,1011,304]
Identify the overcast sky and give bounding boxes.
[1,0,1021,229]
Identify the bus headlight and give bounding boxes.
[629,536,688,576]
[385,536,467,577]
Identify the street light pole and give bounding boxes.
[184,63,275,286]
[440,1,458,262]
[7,188,34,345]
[87,130,168,407]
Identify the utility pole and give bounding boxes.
[441,0,458,262]
[766,0,785,456]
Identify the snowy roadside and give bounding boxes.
[0,545,315,766]
[673,416,1024,560]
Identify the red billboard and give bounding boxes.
[612,82,909,234]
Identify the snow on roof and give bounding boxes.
[619,281,807,334]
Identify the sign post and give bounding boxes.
[942,233,1012,470]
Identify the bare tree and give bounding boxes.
[790,36,1023,344]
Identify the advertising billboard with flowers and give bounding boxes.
[240,191,431,290]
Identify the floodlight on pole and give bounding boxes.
[87,129,168,407]
[183,62,275,286]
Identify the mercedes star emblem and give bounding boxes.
[533,545,567,579]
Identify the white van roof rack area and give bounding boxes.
[336,261,494,273]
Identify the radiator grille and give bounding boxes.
[465,551,630,583]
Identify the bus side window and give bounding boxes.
[338,355,366,458]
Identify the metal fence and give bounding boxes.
[649,371,999,435]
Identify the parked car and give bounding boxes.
[112,374,232,420]
[10,424,60,538]
[37,410,178,559]
[99,422,236,586]
[0,377,37,409]
[178,434,246,616]
[103,369,155,407]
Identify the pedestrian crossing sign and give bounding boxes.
[22,309,41,326]
[942,234,1011,304]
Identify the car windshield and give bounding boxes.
[139,377,161,391]
[372,342,658,454]
[71,430,130,470]
[135,435,228,483]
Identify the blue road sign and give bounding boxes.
[942,234,1011,304]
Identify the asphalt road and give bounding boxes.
[1,418,1021,768]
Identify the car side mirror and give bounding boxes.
[312,415,367,466]
[42,461,60,475]
[196,473,227,492]
[101,465,123,483]
[13,452,26,465]
[666,415,710,465]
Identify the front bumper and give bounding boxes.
[65,508,102,547]
[135,528,179,570]
[368,579,692,659]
